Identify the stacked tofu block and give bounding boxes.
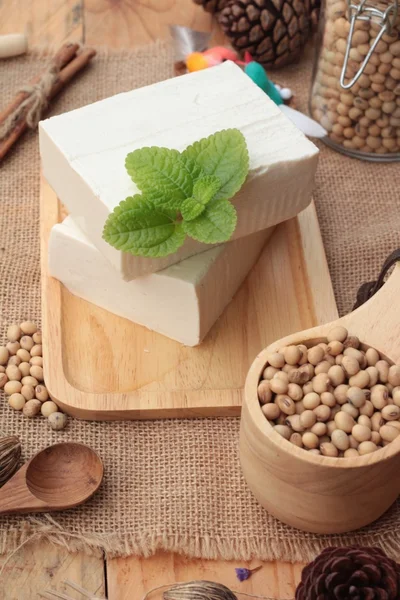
[40,61,319,346]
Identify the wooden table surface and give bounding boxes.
[0,2,312,598]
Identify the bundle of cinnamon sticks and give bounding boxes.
[0,43,96,162]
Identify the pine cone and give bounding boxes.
[306,0,321,27]
[218,0,317,69]
[295,546,400,600]
[193,0,231,13]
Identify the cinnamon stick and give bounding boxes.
[0,43,79,126]
[0,47,96,162]
[49,48,97,97]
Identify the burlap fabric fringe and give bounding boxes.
[0,42,400,565]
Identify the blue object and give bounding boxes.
[235,565,263,582]
[235,568,252,582]
[244,62,283,106]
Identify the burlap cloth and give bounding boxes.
[1,41,400,563]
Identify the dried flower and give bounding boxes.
[235,566,262,582]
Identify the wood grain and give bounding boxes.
[241,263,400,534]
[107,553,305,600]
[0,0,84,49]
[0,0,221,50]
[84,0,217,48]
[0,540,105,600]
[41,180,337,420]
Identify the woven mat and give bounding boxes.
[1,41,400,563]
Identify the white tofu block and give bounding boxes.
[49,217,272,346]
[40,61,318,280]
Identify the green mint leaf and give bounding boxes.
[145,185,185,212]
[183,198,237,244]
[181,198,205,221]
[181,176,222,221]
[143,159,208,212]
[192,175,221,204]
[103,195,186,258]
[125,147,194,200]
[182,129,249,201]
[181,154,204,183]
[141,223,185,257]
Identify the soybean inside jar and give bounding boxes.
[310,0,400,161]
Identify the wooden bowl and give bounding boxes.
[240,264,400,534]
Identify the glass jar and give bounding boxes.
[310,0,400,161]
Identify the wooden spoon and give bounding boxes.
[241,263,400,533]
[0,442,103,514]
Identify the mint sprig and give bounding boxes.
[103,129,249,258]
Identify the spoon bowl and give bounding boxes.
[240,263,400,534]
[0,442,103,514]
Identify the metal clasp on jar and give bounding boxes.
[340,0,399,89]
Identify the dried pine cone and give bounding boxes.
[193,0,231,13]
[295,546,400,600]
[306,0,321,27]
[218,0,317,69]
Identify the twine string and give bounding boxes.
[0,65,60,141]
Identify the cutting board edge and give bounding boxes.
[40,177,338,420]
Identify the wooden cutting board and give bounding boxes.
[41,178,338,420]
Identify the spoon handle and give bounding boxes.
[0,464,47,514]
[341,263,400,362]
